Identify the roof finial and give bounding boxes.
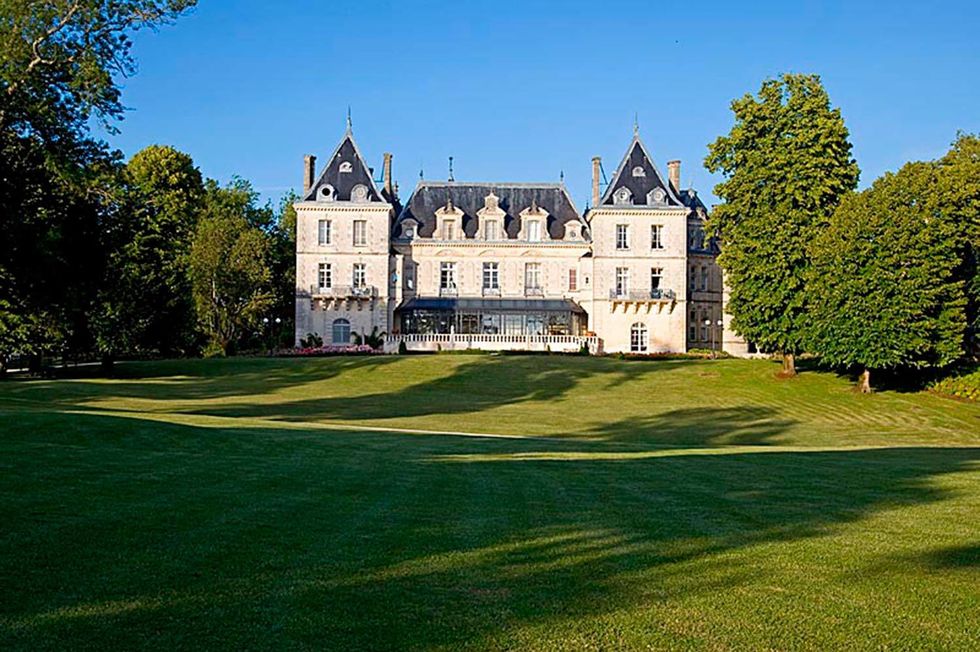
[448,156,455,182]
[633,112,639,137]
[559,169,565,183]
[346,106,352,133]
[419,164,424,180]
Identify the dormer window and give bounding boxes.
[318,184,335,202]
[484,219,499,241]
[351,184,369,202]
[444,220,456,240]
[632,166,646,177]
[613,187,632,205]
[647,187,667,206]
[527,220,541,242]
[339,161,353,173]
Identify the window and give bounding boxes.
[440,262,457,292]
[632,166,646,177]
[404,225,415,239]
[689,265,697,288]
[647,188,667,205]
[317,219,331,245]
[568,269,578,292]
[485,220,498,241]
[525,263,541,290]
[353,220,367,246]
[404,263,415,290]
[332,318,351,344]
[650,224,664,249]
[689,309,697,341]
[339,161,353,173]
[700,266,709,291]
[483,262,499,291]
[352,263,366,289]
[613,187,632,205]
[615,267,630,296]
[445,220,456,240]
[317,263,332,290]
[701,311,709,342]
[616,224,629,250]
[630,323,648,352]
[527,220,541,242]
[650,267,662,290]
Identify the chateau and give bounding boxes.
[294,122,746,355]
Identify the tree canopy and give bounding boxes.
[706,73,860,374]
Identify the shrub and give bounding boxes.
[930,370,980,402]
[299,332,323,348]
[398,340,408,355]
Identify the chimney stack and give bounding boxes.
[667,160,681,193]
[303,155,317,195]
[591,156,601,207]
[383,152,393,197]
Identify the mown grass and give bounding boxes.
[1,355,978,650]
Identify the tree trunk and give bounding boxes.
[858,368,872,394]
[781,352,797,377]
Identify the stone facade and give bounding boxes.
[294,125,745,354]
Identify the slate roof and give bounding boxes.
[395,182,583,240]
[304,130,385,203]
[599,134,684,208]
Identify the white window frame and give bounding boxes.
[483,262,499,290]
[524,263,541,290]
[650,224,664,250]
[352,263,366,289]
[616,224,629,250]
[440,262,457,291]
[527,220,541,242]
[568,268,578,292]
[484,220,498,241]
[615,267,630,296]
[630,322,648,353]
[317,262,332,290]
[318,219,332,246]
[353,220,367,246]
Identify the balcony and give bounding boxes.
[310,285,377,300]
[482,287,501,297]
[439,286,459,297]
[524,287,545,298]
[609,288,676,305]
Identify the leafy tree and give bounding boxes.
[189,180,274,356]
[122,145,204,354]
[706,73,860,375]
[808,163,968,392]
[269,190,298,346]
[935,133,980,352]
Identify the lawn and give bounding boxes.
[1,355,978,650]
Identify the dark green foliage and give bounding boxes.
[300,332,323,348]
[353,326,386,350]
[189,180,274,355]
[706,74,860,368]
[808,163,968,389]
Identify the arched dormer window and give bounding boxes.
[647,187,667,206]
[613,186,632,205]
[318,184,335,202]
[632,166,646,177]
[350,184,369,203]
[339,161,353,173]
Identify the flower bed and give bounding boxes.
[277,344,381,357]
[930,369,980,402]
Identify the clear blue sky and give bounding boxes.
[102,0,979,209]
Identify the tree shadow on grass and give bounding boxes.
[2,408,979,649]
[186,356,695,426]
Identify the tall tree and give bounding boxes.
[706,73,860,375]
[808,163,968,392]
[189,180,274,356]
[935,133,980,353]
[0,0,196,365]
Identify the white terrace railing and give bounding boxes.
[385,333,601,353]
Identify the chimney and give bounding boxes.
[383,152,393,197]
[303,155,316,195]
[667,160,681,193]
[591,156,601,207]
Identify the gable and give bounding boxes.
[304,133,385,203]
[600,137,683,208]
